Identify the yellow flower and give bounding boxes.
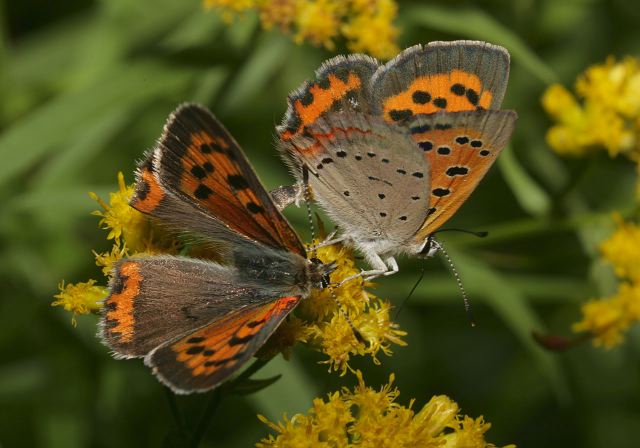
[52,280,108,326]
[294,0,340,50]
[257,371,514,448]
[55,173,181,324]
[89,172,149,252]
[542,56,640,162]
[93,240,129,277]
[573,282,640,348]
[576,56,640,118]
[295,239,406,374]
[571,215,640,348]
[341,0,399,59]
[600,215,640,282]
[203,0,400,60]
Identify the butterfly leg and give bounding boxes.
[364,257,399,281]
[270,183,305,211]
[338,253,398,286]
[309,229,344,250]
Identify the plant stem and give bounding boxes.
[188,358,272,447]
[190,389,222,448]
[164,386,189,443]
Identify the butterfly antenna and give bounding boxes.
[434,228,489,238]
[324,278,365,344]
[302,165,317,258]
[395,264,425,319]
[433,238,476,327]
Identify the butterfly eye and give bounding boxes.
[418,236,439,258]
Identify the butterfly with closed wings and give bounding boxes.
[275,40,518,280]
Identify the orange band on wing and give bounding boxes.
[131,165,165,213]
[172,297,299,378]
[105,261,141,343]
[282,73,362,140]
[383,70,493,122]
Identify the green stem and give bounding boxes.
[188,357,272,447]
[190,389,222,448]
[164,386,189,443]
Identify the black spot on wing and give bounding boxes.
[194,184,213,199]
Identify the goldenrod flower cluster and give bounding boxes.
[53,174,405,371]
[261,239,406,374]
[542,57,640,348]
[542,57,640,193]
[573,215,640,348]
[203,0,400,59]
[257,371,514,448]
[52,173,178,323]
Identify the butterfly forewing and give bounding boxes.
[405,110,517,242]
[101,256,274,358]
[154,104,305,257]
[284,111,431,245]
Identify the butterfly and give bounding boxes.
[275,40,518,279]
[99,104,331,393]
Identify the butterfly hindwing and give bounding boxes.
[150,104,305,256]
[147,296,300,394]
[406,109,518,243]
[278,54,379,141]
[372,40,511,122]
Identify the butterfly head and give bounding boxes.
[308,257,337,290]
[415,236,441,259]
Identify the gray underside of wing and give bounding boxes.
[289,112,431,246]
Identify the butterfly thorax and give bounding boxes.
[233,245,314,296]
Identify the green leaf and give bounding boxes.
[232,374,282,396]
[219,33,293,112]
[405,5,557,84]
[437,247,570,402]
[498,145,552,216]
[0,61,194,187]
[247,356,318,420]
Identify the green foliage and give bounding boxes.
[2,0,640,446]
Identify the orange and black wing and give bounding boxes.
[407,110,517,242]
[278,54,379,142]
[146,296,300,393]
[132,104,305,256]
[372,41,510,122]
[101,256,261,358]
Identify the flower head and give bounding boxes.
[257,372,514,448]
[600,214,640,282]
[260,237,406,374]
[54,173,179,324]
[204,0,400,59]
[89,172,149,251]
[572,215,640,348]
[542,56,640,172]
[573,282,640,348]
[52,280,108,326]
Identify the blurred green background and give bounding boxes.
[2,0,640,446]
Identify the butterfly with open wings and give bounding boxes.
[100,104,332,393]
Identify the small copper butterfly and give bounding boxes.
[275,40,518,279]
[100,104,332,393]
